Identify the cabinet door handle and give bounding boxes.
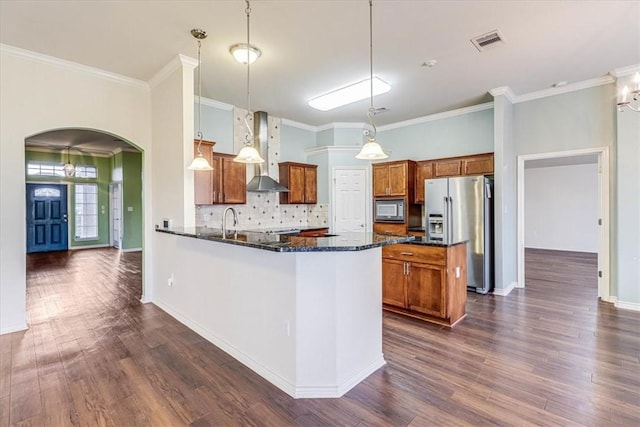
[403,262,407,275]
[400,252,414,256]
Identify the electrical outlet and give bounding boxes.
[455,266,461,278]
[168,274,174,287]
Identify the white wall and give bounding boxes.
[0,45,153,333]
[525,164,598,252]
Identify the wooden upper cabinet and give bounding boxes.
[218,155,246,204]
[193,140,246,205]
[429,153,494,178]
[279,162,318,204]
[303,166,317,204]
[434,159,462,177]
[372,164,390,197]
[372,160,415,200]
[414,161,433,204]
[193,140,215,205]
[462,153,494,175]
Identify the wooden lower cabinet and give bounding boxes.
[373,222,409,235]
[382,243,467,327]
[298,228,329,237]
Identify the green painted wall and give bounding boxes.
[25,150,110,248]
[121,151,143,250]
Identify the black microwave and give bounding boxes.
[374,199,405,223]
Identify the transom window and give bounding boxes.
[75,183,98,240]
[27,161,97,178]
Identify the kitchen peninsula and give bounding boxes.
[154,227,413,398]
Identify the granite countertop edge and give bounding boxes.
[155,227,416,252]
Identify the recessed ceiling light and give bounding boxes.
[308,77,391,111]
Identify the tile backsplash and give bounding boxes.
[196,195,329,230]
[196,108,329,230]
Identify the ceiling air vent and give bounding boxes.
[471,30,505,52]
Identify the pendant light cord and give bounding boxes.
[196,39,204,154]
[367,0,377,141]
[244,0,254,145]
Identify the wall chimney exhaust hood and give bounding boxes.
[246,111,289,192]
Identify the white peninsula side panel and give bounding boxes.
[152,232,384,398]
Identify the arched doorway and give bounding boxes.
[24,127,144,297]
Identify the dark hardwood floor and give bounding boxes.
[1,247,638,426]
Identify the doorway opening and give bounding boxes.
[24,127,144,298]
[517,147,610,301]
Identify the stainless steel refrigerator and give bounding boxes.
[425,176,493,294]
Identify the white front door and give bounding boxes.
[333,168,369,233]
[110,183,122,249]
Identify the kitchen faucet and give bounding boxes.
[222,207,238,240]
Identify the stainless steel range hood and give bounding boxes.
[246,111,289,192]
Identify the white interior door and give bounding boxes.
[110,183,122,249]
[333,168,369,233]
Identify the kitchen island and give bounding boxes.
[153,227,413,398]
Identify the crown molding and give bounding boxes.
[25,146,115,157]
[316,122,368,132]
[198,96,234,111]
[0,43,149,90]
[305,146,362,156]
[489,86,517,103]
[282,118,318,132]
[610,64,640,78]
[377,103,494,132]
[516,75,615,103]
[148,54,197,88]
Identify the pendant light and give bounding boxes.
[233,0,265,164]
[63,146,75,177]
[356,0,388,160]
[188,28,214,171]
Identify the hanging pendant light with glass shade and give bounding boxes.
[187,28,214,171]
[356,0,388,160]
[233,0,265,164]
[63,146,75,177]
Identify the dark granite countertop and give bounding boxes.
[407,237,468,248]
[156,226,414,252]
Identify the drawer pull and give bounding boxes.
[400,252,414,256]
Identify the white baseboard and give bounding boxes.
[121,247,142,253]
[152,298,298,398]
[69,244,110,250]
[0,322,28,335]
[492,281,518,296]
[293,356,385,398]
[152,298,384,398]
[614,299,640,312]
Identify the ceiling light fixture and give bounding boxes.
[63,146,75,177]
[308,77,391,111]
[188,28,214,171]
[356,0,388,161]
[234,0,265,164]
[229,43,261,65]
[617,72,640,112]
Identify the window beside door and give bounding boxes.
[75,183,98,240]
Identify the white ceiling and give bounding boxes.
[2,0,639,131]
